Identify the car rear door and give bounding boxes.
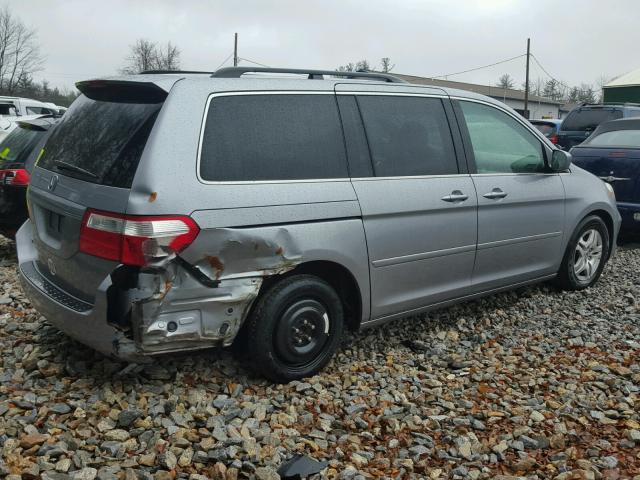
[454,99,565,291]
[336,86,477,319]
[25,81,167,304]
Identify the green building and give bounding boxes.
[603,68,640,103]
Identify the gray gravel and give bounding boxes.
[0,235,639,479]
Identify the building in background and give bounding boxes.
[603,68,640,103]
[394,73,563,119]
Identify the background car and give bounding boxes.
[570,117,640,232]
[530,119,562,145]
[0,114,52,143]
[558,103,640,150]
[0,117,58,238]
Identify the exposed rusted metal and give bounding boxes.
[107,227,303,358]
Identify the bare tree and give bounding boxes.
[155,42,180,70]
[337,59,373,72]
[121,39,181,73]
[355,59,370,71]
[380,57,394,73]
[496,73,515,89]
[0,5,44,94]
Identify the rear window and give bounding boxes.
[0,127,44,168]
[586,129,640,147]
[532,122,556,136]
[200,94,347,181]
[562,108,623,132]
[38,94,162,188]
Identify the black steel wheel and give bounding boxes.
[244,274,344,382]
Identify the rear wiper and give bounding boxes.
[53,160,98,179]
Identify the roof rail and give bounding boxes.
[139,70,214,75]
[211,67,407,83]
[601,101,640,107]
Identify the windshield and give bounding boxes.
[0,127,44,168]
[562,108,623,132]
[37,94,162,188]
[585,129,640,148]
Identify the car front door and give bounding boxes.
[338,91,478,320]
[455,99,565,291]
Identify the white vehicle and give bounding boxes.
[0,96,58,117]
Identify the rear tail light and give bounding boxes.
[549,133,559,144]
[0,169,30,186]
[79,209,200,267]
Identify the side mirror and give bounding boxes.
[550,149,571,172]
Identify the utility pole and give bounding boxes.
[233,33,238,67]
[524,38,530,119]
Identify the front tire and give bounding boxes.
[244,274,344,382]
[556,215,609,290]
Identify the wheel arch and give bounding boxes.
[259,260,364,332]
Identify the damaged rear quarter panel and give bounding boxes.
[123,216,370,356]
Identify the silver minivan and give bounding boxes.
[17,67,621,382]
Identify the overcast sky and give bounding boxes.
[8,0,640,91]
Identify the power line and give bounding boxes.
[216,52,234,70]
[530,54,571,89]
[429,54,526,79]
[238,57,270,68]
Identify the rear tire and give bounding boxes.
[244,274,344,383]
[556,215,609,290]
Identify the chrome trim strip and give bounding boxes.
[336,91,446,99]
[477,231,561,250]
[372,244,476,268]
[471,172,559,177]
[352,173,464,181]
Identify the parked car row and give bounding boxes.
[529,103,640,234]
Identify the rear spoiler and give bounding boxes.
[76,79,170,103]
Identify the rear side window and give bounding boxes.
[38,94,162,188]
[562,109,623,132]
[532,122,556,136]
[356,95,458,177]
[0,127,44,168]
[586,129,640,147]
[200,94,347,181]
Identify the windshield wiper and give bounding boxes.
[53,160,98,179]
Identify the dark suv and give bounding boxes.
[558,103,640,150]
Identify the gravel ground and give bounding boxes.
[0,235,638,480]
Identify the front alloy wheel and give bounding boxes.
[573,228,603,285]
[556,215,609,291]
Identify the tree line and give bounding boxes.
[496,73,606,104]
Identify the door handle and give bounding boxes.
[441,190,469,203]
[483,188,508,200]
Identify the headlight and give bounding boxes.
[604,181,615,199]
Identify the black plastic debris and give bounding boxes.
[402,339,430,352]
[277,455,328,479]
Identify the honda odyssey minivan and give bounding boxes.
[17,67,621,382]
